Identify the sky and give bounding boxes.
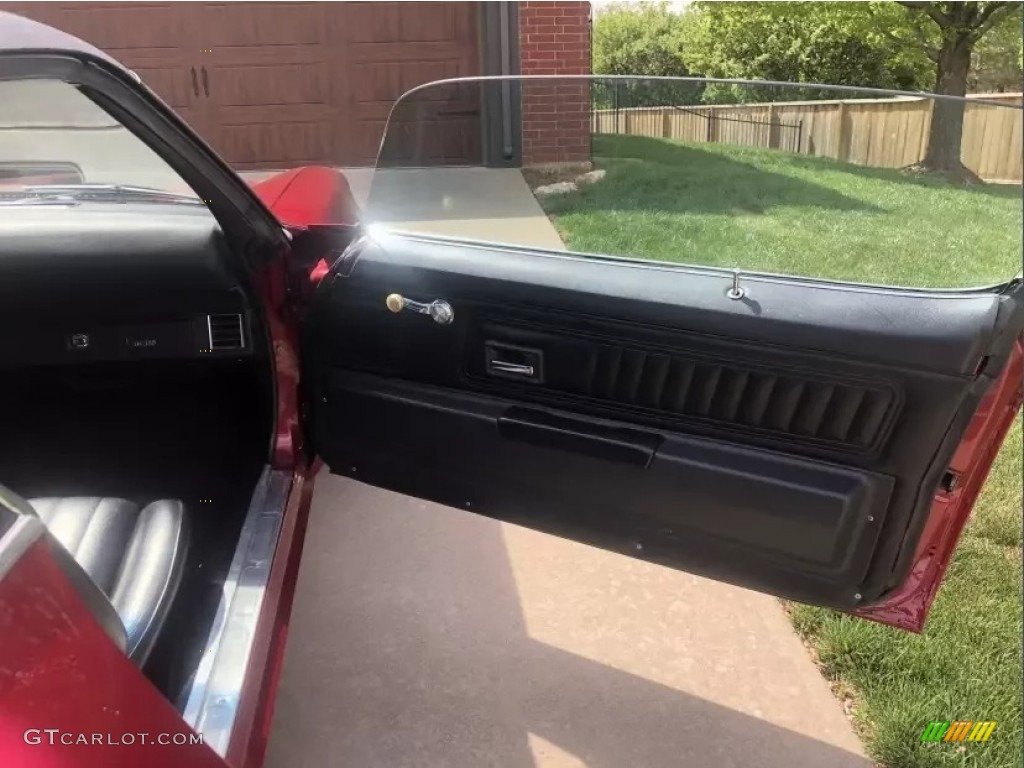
[591,0,693,13]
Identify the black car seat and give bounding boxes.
[28,497,187,664]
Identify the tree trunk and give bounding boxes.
[920,33,977,179]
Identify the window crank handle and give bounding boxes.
[386,293,454,325]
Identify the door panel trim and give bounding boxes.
[340,231,1005,375]
[466,316,904,455]
[317,370,895,609]
[498,406,662,467]
[304,231,1023,626]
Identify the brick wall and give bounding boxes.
[518,1,591,167]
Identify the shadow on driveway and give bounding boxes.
[266,475,869,768]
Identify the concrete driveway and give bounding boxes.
[263,168,869,768]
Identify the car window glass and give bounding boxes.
[366,76,1022,290]
[0,78,199,197]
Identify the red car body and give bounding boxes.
[1,12,1021,768]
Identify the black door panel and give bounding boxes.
[303,231,1023,610]
[465,317,903,455]
[318,370,895,609]
[317,234,1006,374]
[497,406,662,467]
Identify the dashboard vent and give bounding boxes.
[207,314,245,351]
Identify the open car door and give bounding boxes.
[301,76,1023,632]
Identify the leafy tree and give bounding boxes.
[969,3,1023,91]
[679,1,1021,178]
[594,2,692,77]
[592,2,704,107]
[893,2,1020,177]
[680,2,929,103]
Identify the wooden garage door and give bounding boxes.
[344,2,482,167]
[1,2,481,168]
[0,3,209,135]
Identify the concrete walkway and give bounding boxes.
[263,167,869,768]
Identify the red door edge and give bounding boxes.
[222,249,318,767]
[854,336,1023,631]
[257,250,304,471]
[248,167,360,472]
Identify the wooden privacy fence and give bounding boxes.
[592,93,1023,183]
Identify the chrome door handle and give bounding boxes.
[490,360,534,376]
[385,293,454,325]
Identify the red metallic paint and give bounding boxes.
[245,166,358,477]
[307,258,332,285]
[253,258,305,470]
[853,337,1024,631]
[249,166,360,229]
[0,536,227,768]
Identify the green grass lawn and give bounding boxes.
[540,134,1023,768]
[543,134,1021,288]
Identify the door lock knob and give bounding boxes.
[385,293,454,325]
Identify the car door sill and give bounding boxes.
[181,465,291,755]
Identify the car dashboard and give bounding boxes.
[0,199,273,709]
[0,203,255,368]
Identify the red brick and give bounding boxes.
[519,0,591,166]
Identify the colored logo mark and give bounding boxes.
[920,721,996,743]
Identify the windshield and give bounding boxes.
[365,76,1022,290]
[0,78,199,198]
